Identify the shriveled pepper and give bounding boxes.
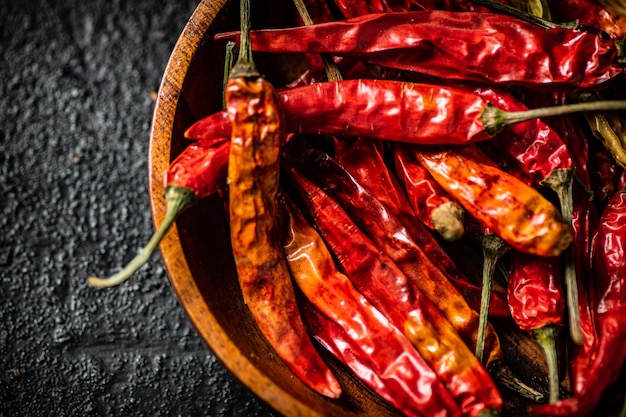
[222,0,340,398]
[533,189,626,417]
[287,168,502,417]
[279,193,462,417]
[88,138,230,287]
[185,79,626,147]
[394,142,465,242]
[214,11,624,89]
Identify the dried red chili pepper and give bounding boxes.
[533,189,626,417]
[507,250,564,404]
[214,11,624,89]
[222,0,340,397]
[279,193,462,417]
[87,138,230,288]
[185,79,626,147]
[287,168,502,417]
[587,142,625,212]
[332,137,510,317]
[394,142,465,242]
[414,144,573,257]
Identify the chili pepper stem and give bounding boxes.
[229,0,259,78]
[482,101,626,137]
[222,41,238,108]
[476,234,510,364]
[542,168,585,346]
[490,362,546,403]
[531,325,560,404]
[88,186,196,288]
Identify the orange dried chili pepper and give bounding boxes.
[224,0,340,398]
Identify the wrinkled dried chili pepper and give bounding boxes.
[279,193,462,417]
[88,138,230,287]
[214,11,624,89]
[533,189,626,417]
[588,142,624,211]
[185,79,626,147]
[414,144,573,257]
[222,0,340,397]
[394,142,465,242]
[507,250,564,404]
[287,168,502,417]
[332,136,510,317]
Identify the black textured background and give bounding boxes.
[0,0,277,415]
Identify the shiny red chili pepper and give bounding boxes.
[394,142,465,242]
[214,11,623,89]
[332,136,510,317]
[507,250,564,404]
[87,138,230,288]
[186,79,626,147]
[533,189,626,417]
[288,168,502,417]
[279,193,462,417]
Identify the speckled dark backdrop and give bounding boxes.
[0,0,277,415]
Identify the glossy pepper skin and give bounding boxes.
[214,11,623,90]
[333,137,511,317]
[415,145,573,257]
[288,169,502,417]
[185,79,490,145]
[533,190,626,417]
[279,194,462,417]
[225,74,340,398]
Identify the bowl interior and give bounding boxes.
[148,0,404,415]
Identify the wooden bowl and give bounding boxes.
[148,0,403,415]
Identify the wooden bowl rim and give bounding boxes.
[148,1,325,415]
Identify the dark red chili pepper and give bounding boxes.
[533,189,626,417]
[394,142,465,242]
[507,250,564,403]
[587,142,625,212]
[332,136,510,317]
[222,1,340,397]
[87,138,230,287]
[287,168,502,417]
[185,79,626,147]
[214,11,624,90]
[279,193,462,417]
[331,0,395,18]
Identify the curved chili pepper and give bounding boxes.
[87,138,230,287]
[533,189,626,417]
[287,168,502,417]
[414,144,573,257]
[279,193,462,417]
[332,136,510,317]
[214,11,623,89]
[185,79,626,146]
[394,142,465,242]
[223,2,340,398]
[507,250,564,404]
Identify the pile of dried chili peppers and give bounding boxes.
[90,0,626,415]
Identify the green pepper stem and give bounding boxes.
[291,0,343,82]
[468,0,576,29]
[87,186,196,288]
[542,168,584,346]
[490,361,546,403]
[482,101,626,136]
[230,0,259,78]
[476,234,510,363]
[532,325,560,404]
[222,41,238,108]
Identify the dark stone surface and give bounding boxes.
[0,1,277,415]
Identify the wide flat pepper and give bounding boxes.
[222,0,340,398]
[279,193,462,417]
